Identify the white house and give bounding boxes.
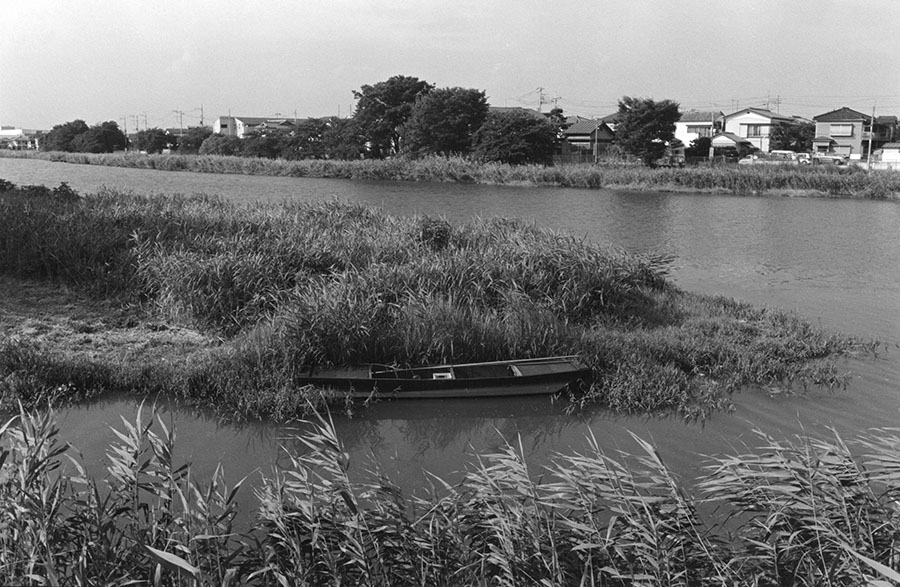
[674,110,723,147]
[213,116,296,138]
[722,107,795,152]
[0,126,41,150]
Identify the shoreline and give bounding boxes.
[2,150,898,199]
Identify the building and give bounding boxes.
[0,126,41,150]
[812,107,898,159]
[213,116,297,138]
[722,107,796,153]
[559,119,615,164]
[674,110,724,148]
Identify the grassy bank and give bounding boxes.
[2,404,899,585]
[0,180,872,421]
[3,149,900,198]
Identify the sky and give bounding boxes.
[3,0,900,131]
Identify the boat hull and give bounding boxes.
[298,357,592,400]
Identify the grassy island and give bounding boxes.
[0,179,871,420]
[3,149,900,198]
[2,180,897,585]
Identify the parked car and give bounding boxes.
[813,153,848,165]
[738,151,800,165]
[796,153,811,165]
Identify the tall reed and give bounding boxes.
[4,150,899,198]
[3,405,899,585]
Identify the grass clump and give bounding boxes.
[2,404,900,585]
[0,180,872,420]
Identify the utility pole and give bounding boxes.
[867,104,876,170]
[173,110,185,136]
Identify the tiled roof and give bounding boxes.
[711,132,752,146]
[882,142,900,149]
[680,110,723,123]
[725,107,794,123]
[564,120,615,137]
[813,107,870,122]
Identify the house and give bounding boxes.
[710,132,755,159]
[674,110,724,148]
[812,107,898,159]
[722,107,796,152]
[558,119,615,163]
[213,116,296,138]
[0,126,41,150]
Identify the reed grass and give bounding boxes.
[4,149,900,198]
[2,404,899,585]
[0,180,872,420]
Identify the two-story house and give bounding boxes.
[674,110,723,148]
[812,107,898,159]
[722,107,796,152]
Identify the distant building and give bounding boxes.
[0,126,41,150]
[722,107,796,153]
[812,107,898,159]
[674,110,724,147]
[559,119,615,164]
[213,116,296,138]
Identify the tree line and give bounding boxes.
[38,74,816,166]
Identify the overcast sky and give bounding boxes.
[3,0,899,131]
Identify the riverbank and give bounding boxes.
[3,149,900,199]
[0,180,872,421]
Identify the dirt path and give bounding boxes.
[0,276,219,366]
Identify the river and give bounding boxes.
[2,157,899,517]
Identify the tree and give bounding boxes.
[615,97,681,166]
[134,128,173,154]
[178,126,213,154]
[352,75,433,158]
[198,134,243,156]
[240,129,286,159]
[471,109,557,165]
[769,122,815,152]
[71,121,127,153]
[321,117,366,160]
[685,136,712,158]
[401,87,488,157]
[43,119,90,152]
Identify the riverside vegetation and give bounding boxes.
[2,402,900,585]
[3,149,900,198]
[0,179,871,421]
[1,180,896,585]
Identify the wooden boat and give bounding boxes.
[299,355,592,399]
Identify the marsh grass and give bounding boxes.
[0,180,872,419]
[2,404,899,585]
[4,150,900,198]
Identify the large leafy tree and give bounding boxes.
[615,96,681,166]
[43,119,90,152]
[178,126,214,154]
[401,87,488,157]
[352,75,433,158]
[71,121,128,153]
[321,117,366,160]
[134,128,173,154]
[198,134,243,156]
[472,109,557,165]
[769,122,814,152]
